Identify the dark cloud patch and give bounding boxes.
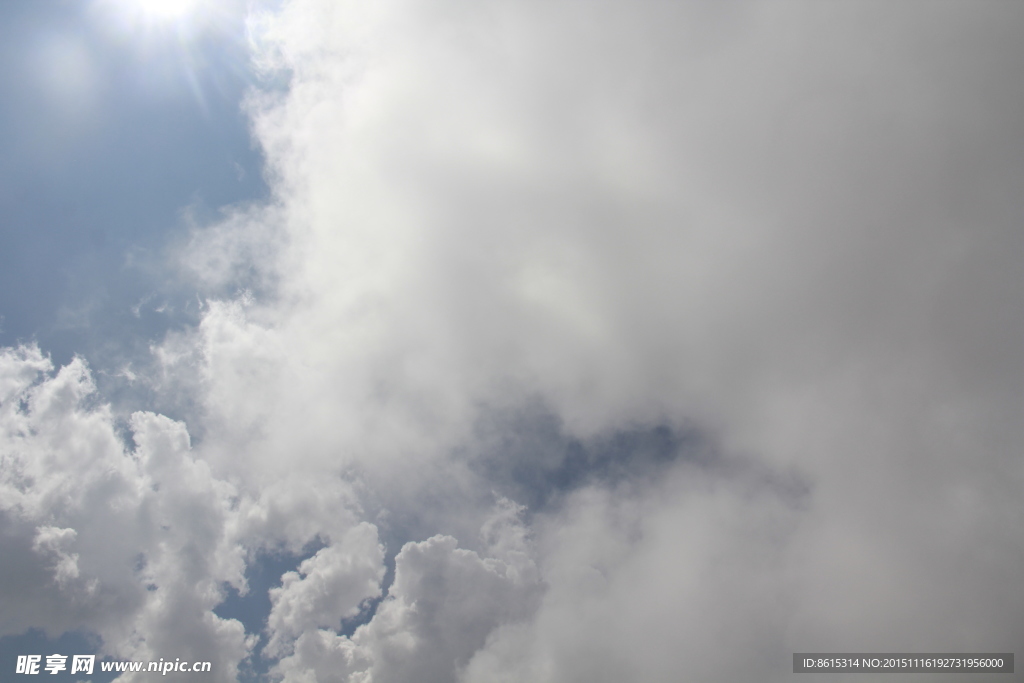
[470,403,701,512]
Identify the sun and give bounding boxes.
[95,0,211,36]
[133,0,200,21]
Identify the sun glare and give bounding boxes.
[134,0,199,21]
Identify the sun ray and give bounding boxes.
[134,0,199,20]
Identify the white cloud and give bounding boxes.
[265,523,385,659]
[1,348,144,638]
[32,526,84,588]
[226,1,1020,678]
[463,471,802,682]
[271,500,542,683]
[161,0,1024,679]
[5,0,1024,681]
[0,347,251,681]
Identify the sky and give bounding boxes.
[0,0,265,368]
[1,1,1022,682]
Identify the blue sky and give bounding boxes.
[0,0,266,367]
[0,1,269,678]
[1,2,1023,683]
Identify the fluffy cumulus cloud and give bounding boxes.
[0,346,249,681]
[272,500,541,683]
[4,0,1024,681]
[264,524,385,659]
